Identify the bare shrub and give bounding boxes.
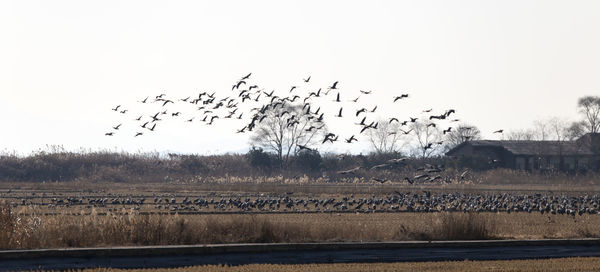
[431,212,495,240]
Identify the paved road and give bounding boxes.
[2,240,600,270]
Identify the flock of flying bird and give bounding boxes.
[105,73,502,153]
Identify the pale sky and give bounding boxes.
[1,0,599,155]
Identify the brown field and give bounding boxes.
[2,205,599,249]
[1,180,600,249]
[68,257,600,272]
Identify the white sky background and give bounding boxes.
[1,0,599,155]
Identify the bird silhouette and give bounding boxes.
[356,108,367,116]
[105,132,114,136]
[393,94,409,102]
[135,132,143,137]
[329,81,339,90]
[494,129,504,133]
[345,135,358,143]
[303,76,311,83]
[112,105,121,111]
[335,107,343,117]
[241,73,252,80]
[112,124,122,130]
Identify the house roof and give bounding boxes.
[446,140,596,156]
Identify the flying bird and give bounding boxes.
[329,81,339,90]
[112,124,122,130]
[494,129,504,133]
[356,108,367,116]
[241,73,252,80]
[393,94,409,102]
[303,76,311,82]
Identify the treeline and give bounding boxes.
[0,148,495,183]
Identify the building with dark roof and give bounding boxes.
[445,133,600,171]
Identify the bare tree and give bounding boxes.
[443,124,481,151]
[532,119,551,140]
[367,120,405,154]
[249,103,324,163]
[566,121,586,140]
[505,129,536,140]
[409,120,443,158]
[578,96,600,133]
[547,117,571,141]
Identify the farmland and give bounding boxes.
[2,180,600,249]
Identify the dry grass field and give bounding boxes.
[2,204,599,249]
[62,257,600,272]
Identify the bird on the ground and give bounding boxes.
[371,177,388,184]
